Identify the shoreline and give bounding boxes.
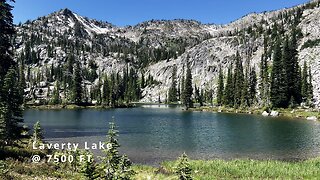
[190,106,320,121]
[25,103,134,110]
[25,103,319,121]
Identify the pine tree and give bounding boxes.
[168,66,178,103]
[270,38,288,108]
[0,0,21,146]
[99,119,134,179]
[32,121,43,145]
[289,29,302,105]
[175,153,192,180]
[249,67,257,106]
[259,35,270,107]
[67,54,75,76]
[183,63,193,109]
[79,150,98,180]
[0,0,16,78]
[0,68,25,145]
[301,61,308,102]
[72,62,83,105]
[51,81,61,105]
[140,73,145,89]
[233,51,244,108]
[199,89,204,107]
[102,75,110,106]
[216,66,224,106]
[282,36,294,106]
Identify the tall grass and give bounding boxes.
[135,158,320,179]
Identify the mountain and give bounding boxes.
[13,1,320,107]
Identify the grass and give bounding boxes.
[134,158,320,179]
[2,144,320,179]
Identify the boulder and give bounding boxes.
[306,116,317,121]
[262,111,269,116]
[39,81,47,88]
[270,111,279,117]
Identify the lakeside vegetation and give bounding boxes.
[2,131,320,180]
[2,148,320,179]
[190,106,320,121]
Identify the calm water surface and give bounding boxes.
[24,105,320,165]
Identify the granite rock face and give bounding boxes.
[14,1,320,107]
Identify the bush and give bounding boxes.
[0,160,9,175]
[301,39,320,49]
[175,153,192,180]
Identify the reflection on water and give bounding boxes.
[24,106,320,165]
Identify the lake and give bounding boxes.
[24,105,320,165]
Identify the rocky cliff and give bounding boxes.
[14,0,320,107]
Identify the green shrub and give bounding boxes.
[301,39,320,49]
[0,160,9,175]
[175,153,192,180]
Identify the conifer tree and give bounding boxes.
[102,75,110,106]
[0,0,16,78]
[168,66,178,103]
[140,73,145,89]
[194,85,200,105]
[175,153,192,180]
[79,150,98,180]
[51,81,61,105]
[0,68,25,145]
[216,66,224,106]
[283,36,295,106]
[301,61,308,101]
[0,0,21,146]
[72,62,83,105]
[233,51,244,108]
[249,67,257,106]
[290,29,302,105]
[99,120,134,179]
[32,121,43,144]
[66,54,75,81]
[259,35,270,107]
[183,63,193,109]
[270,38,288,108]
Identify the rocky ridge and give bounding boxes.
[14,1,320,107]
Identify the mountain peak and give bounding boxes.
[59,8,73,16]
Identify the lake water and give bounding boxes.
[24,105,320,165]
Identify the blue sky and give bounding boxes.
[12,0,310,26]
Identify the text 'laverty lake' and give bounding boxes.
[32,141,110,151]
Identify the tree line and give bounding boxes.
[0,0,26,147]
